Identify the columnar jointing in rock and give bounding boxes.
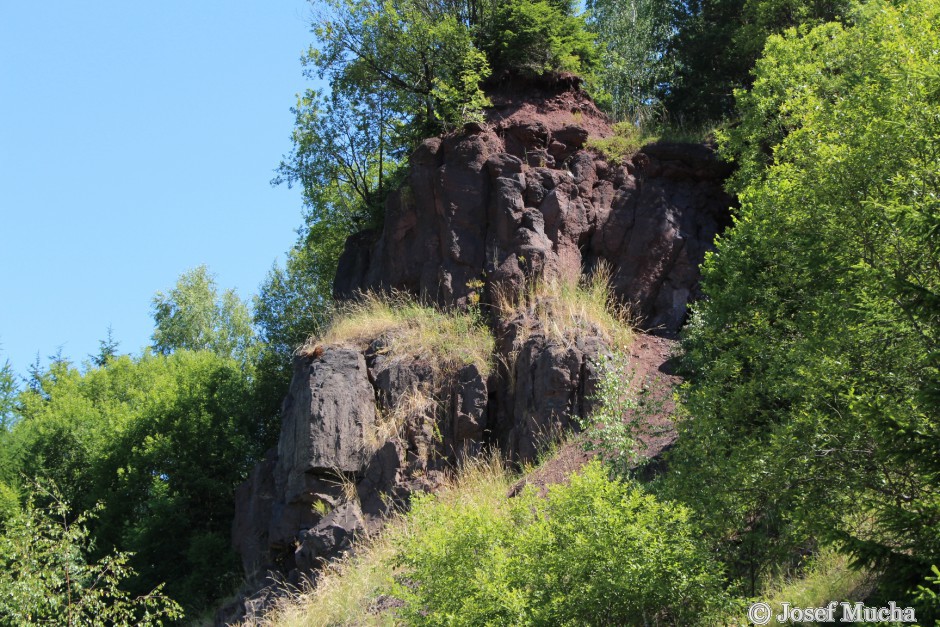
[335,97,732,331]
[230,84,733,612]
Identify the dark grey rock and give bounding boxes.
[275,348,376,504]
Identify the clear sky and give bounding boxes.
[1,1,318,377]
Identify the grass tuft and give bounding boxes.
[497,264,634,352]
[586,121,658,165]
[302,292,494,377]
[758,547,875,625]
[587,119,724,165]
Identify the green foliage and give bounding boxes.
[0,481,182,626]
[309,0,491,136]
[394,461,733,625]
[586,121,657,165]
[0,481,18,525]
[670,0,940,602]
[1,350,263,614]
[0,356,16,432]
[275,87,405,231]
[586,0,674,123]
[90,326,121,368]
[480,0,599,79]
[663,0,853,123]
[913,566,940,624]
[578,352,652,477]
[151,265,257,364]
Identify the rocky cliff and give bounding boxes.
[227,79,732,620]
[335,79,731,331]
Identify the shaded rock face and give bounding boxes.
[487,308,610,463]
[232,346,488,593]
[335,99,732,332]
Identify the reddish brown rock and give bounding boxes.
[334,84,732,332]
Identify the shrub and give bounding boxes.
[0,482,182,625]
[670,0,940,597]
[578,351,653,476]
[393,460,733,625]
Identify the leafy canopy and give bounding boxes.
[1,349,264,614]
[663,0,853,123]
[586,0,674,124]
[0,355,16,433]
[151,265,257,364]
[480,0,598,79]
[669,0,940,604]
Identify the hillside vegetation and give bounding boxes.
[0,0,938,623]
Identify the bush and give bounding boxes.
[480,0,599,79]
[0,482,182,625]
[394,461,733,625]
[577,351,653,477]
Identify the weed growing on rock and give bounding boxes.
[586,121,658,165]
[305,292,494,377]
[497,264,634,351]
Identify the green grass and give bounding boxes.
[757,547,875,625]
[587,119,724,165]
[586,121,657,165]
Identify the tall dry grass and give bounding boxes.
[250,452,514,627]
[302,292,494,377]
[496,264,634,352]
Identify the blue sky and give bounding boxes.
[1,1,318,377]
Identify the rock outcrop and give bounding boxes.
[334,84,732,332]
[227,79,733,621]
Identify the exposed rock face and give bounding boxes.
[232,345,488,595]
[492,311,609,462]
[334,90,732,332]
[277,349,375,492]
[229,83,733,620]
